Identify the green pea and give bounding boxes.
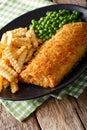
[58,10,62,13]
[59,23,63,28]
[39,30,43,34]
[72,10,80,16]
[59,16,63,21]
[29,9,82,41]
[46,11,52,16]
[62,19,68,25]
[49,33,52,37]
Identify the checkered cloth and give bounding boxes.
[0,0,87,121]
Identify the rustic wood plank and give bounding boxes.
[0,103,40,130]
[52,0,87,7]
[69,88,87,129]
[35,93,87,130]
[0,90,87,130]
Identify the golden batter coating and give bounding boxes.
[20,22,87,88]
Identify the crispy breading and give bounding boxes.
[20,22,87,88]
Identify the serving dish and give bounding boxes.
[0,4,87,100]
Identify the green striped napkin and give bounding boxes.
[0,0,87,121]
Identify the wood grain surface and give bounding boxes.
[0,88,87,130]
[52,0,87,7]
[0,0,87,130]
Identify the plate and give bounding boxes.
[0,4,87,101]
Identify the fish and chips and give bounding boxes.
[0,22,87,93]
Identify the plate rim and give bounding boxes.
[0,4,87,101]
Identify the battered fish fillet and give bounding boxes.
[20,22,87,88]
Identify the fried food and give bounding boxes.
[0,27,43,93]
[20,22,87,88]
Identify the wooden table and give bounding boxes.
[0,0,87,130]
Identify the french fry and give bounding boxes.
[37,38,43,45]
[1,52,10,65]
[11,37,32,48]
[18,49,28,70]
[28,29,38,48]
[0,66,14,82]
[6,31,12,45]
[24,48,35,63]
[10,46,19,57]
[0,44,5,58]
[0,33,7,44]
[1,44,13,65]
[10,81,19,93]
[3,78,9,89]
[6,28,27,38]
[6,28,28,46]
[0,75,3,92]
[13,46,27,59]
[0,60,18,77]
[26,30,32,38]
[5,47,21,73]
[0,44,6,51]
[0,26,43,93]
